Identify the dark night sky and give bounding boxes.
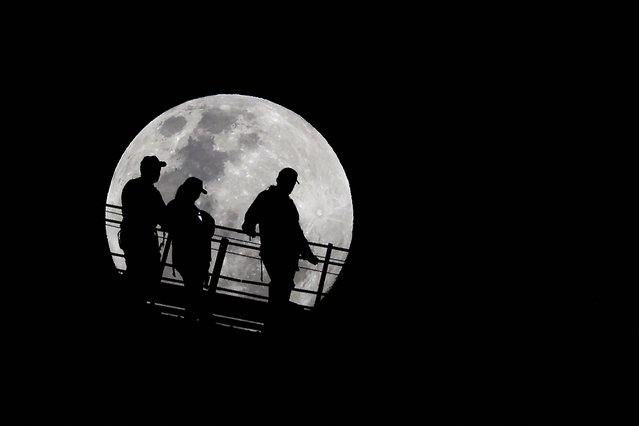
[55,64,617,347]
[18,34,627,420]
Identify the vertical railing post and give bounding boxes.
[159,231,172,278]
[314,243,333,308]
[154,231,172,309]
[208,237,228,296]
[206,237,228,324]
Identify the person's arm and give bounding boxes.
[297,225,319,265]
[156,192,168,231]
[120,181,135,218]
[241,192,264,238]
[163,201,179,236]
[121,181,148,228]
[199,209,216,238]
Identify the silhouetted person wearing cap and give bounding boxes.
[165,177,216,325]
[242,167,319,337]
[119,155,168,317]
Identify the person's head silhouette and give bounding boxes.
[140,155,167,184]
[276,167,299,195]
[176,176,207,203]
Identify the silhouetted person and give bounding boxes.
[119,155,167,316]
[242,167,319,337]
[165,177,216,325]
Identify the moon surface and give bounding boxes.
[105,94,353,307]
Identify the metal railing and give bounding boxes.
[105,203,349,330]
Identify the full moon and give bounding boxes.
[105,94,353,307]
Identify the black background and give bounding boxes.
[16,27,630,420]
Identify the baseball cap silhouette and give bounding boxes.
[141,155,167,169]
[184,176,207,194]
[277,167,300,184]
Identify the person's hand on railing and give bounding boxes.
[241,223,257,239]
[304,252,320,265]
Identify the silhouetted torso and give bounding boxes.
[165,198,215,272]
[121,177,166,237]
[242,170,318,337]
[164,177,215,323]
[243,185,314,269]
[119,172,167,316]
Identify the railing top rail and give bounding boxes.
[106,203,350,252]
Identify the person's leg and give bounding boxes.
[124,252,148,312]
[193,269,208,324]
[262,258,280,336]
[262,257,296,337]
[180,268,209,324]
[125,237,161,313]
[179,270,195,323]
[278,267,296,333]
[147,258,162,310]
